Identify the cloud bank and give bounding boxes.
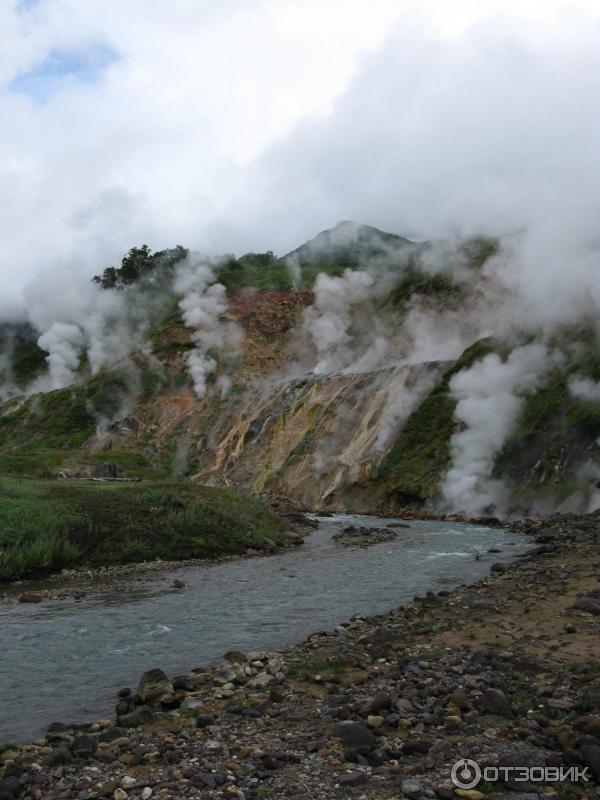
[0,1,598,324]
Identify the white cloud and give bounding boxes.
[0,0,408,316]
[0,0,599,322]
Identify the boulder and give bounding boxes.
[224,650,247,664]
[339,772,367,787]
[0,777,21,799]
[332,721,376,752]
[70,733,98,758]
[247,671,275,689]
[481,688,514,718]
[43,745,74,766]
[370,690,392,713]
[117,705,154,728]
[136,668,174,706]
[572,598,600,616]
[93,461,124,478]
[402,737,432,755]
[580,743,600,781]
[99,726,128,743]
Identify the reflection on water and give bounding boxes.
[0,514,529,742]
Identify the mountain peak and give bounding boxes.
[283,221,415,266]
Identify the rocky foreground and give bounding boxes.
[1,513,600,800]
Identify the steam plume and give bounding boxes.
[568,376,600,403]
[441,344,562,513]
[35,322,85,391]
[174,258,242,397]
[302,269,388,374]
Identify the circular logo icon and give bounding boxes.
[451,758,482,789]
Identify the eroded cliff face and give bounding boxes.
[120,361,445,509]
[6,227,600,515]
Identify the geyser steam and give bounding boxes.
[440,344,562,513]
[174,258,242,398]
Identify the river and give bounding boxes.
[0,514,529,743]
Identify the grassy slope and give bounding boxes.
[493,331,600,504]
[0,364,163,477]
[374,326,600,509]
[0,478,287,581]
[375,339,496,504]
[216,252,347,293]
[0,232,504,510]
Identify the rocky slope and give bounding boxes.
[2,223,600,515]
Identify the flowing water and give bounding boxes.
[0,514,530,742]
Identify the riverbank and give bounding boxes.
[0,478,291,582]
[0,550,280,604]
[1,511,598,799]
[0,527,312,605]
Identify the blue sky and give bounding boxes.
[9,44,117,102]
[16,0,43,10]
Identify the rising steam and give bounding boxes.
[440,344,563,513]
[174,258,242,398]
[568,376,600,403]
[302,269,389,374]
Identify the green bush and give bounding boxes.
[389,268,464,309]
[10,339,48,387]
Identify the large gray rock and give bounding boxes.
[247,671,275,689]
[481,688,514,718]
[117,705,155,728]
[70,733,98,758]
[370,690,392,713]
[572,598,600,616]
[43,745,74,766]
[338,772,367,787]
[580,743,600,781]
[332,721,376,752]
[0,777,21,799]
[136,668,174,706]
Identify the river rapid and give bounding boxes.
[0,514,530,743]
